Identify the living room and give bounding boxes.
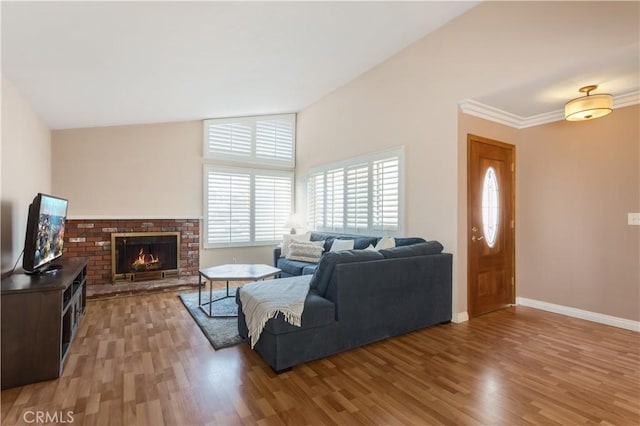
[2,1,639,425]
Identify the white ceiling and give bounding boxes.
[2,1,638,130]
[473,43,640,119]
[1,1,478,129]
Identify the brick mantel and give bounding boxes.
[65,219,199,285]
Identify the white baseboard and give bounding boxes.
[453,312,469,323]
[516,297,640,332]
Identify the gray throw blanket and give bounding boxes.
[239,275,311,348]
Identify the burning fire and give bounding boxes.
[131,248,162,271]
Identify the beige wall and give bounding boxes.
[51,122,274,268]
[52,121,202,218]
[1,75,51,273]
[516,105,639,321]
[296,1,639,319]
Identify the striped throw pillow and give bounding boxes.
[286,240,324,263]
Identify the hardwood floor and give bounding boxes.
[1,291,638,425]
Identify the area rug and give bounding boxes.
[178,289,245,349]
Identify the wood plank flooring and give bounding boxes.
[1,291,638,425]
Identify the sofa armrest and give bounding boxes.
[264,292,335,334]
[273,246,282,267]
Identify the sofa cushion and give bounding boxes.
[310,232,337,252]
[375,236,396,250]
[394,237,427,247]
[263,292,335,334]
[364,237,396,251]
[310,232,336,241]
[302,265,317,275]
[310,233,377,253]
[310,250,385,296]
[353,237,379,250]
[379,241,443,259]
[330,239,354,252]
[286,240,324,263]
[277,258,315,276]
[280,232,311,257]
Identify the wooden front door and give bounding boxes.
[467,134,515,317]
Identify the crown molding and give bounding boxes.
[459,90,639,129]
[458,99,525,128]
[613,90,640,109]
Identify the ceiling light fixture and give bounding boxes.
[564,85,613,121]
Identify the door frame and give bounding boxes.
[467,134,516,318]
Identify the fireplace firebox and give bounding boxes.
[111,232,180,283]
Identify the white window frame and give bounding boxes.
[203,113,296,249]
[203,165,293,248]
[203,113,296,168]
[307,147,404,236]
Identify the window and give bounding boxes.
[204,166,293,247]
[326,169,344,230]
[254,173,293,242]
[204,114,295,167]
[482,166,499,248]
[307,147,403,236]
[203,114,295,248]
[346,164,369,231]
[372,157,399,232]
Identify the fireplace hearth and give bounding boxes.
[111,232,180,283]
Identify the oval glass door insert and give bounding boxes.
[482,167,499,247]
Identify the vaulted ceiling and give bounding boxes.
[2,1,638,130]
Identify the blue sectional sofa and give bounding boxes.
[237,233,452,372]
[273,232,427,277]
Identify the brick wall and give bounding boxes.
[64,219,199,285]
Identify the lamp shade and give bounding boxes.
[285,213,303,234]
[564,88,613,121]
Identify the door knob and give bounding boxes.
[472,235,484,241]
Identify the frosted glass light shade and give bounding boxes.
[564,93,613,121]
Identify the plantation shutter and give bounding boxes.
[205,121,252,158]
[255,118,295,163]
[255,174,293,242]
[204,114,295,167]
[326,168,344,231]
[307,173,325,230]
[205,166,293,247]
[372,157,399,232]
[345,164,369,232]
[205,169,251,245]
[307,147,403,236]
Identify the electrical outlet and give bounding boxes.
[628,213,640,226]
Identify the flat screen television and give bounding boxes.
[22,193,69,274]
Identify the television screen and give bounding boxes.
[23,193,68,274]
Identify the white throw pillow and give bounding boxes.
[330,239,355,252]
[286,240,324,263]
[280,232,311,257]
[375,237,396,250]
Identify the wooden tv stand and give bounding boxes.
[1,257,87,389]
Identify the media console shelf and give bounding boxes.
[1,257,87,389]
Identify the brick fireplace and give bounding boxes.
[64,219,199,286]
